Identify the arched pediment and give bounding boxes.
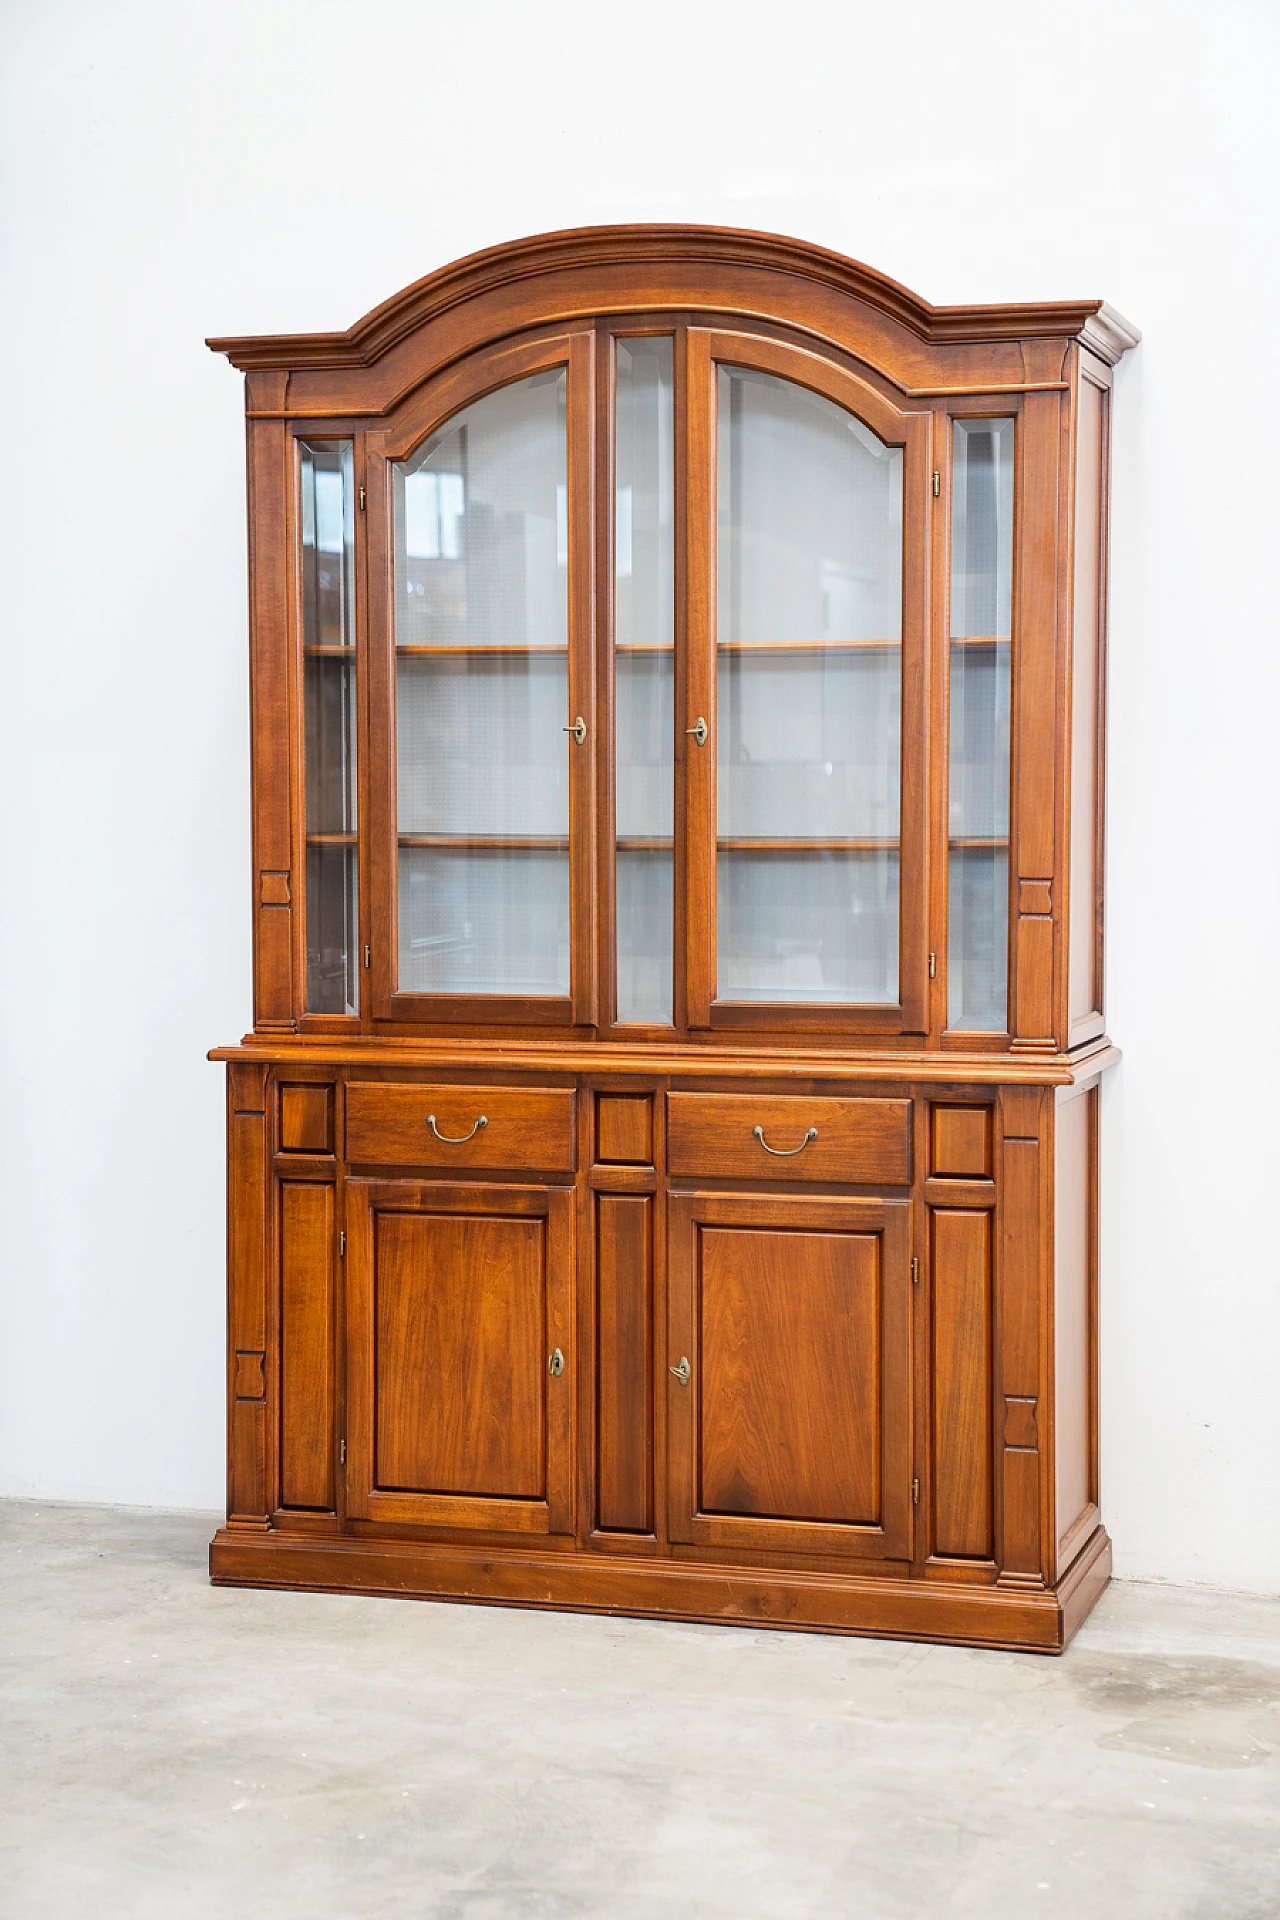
[207,224,1139,382]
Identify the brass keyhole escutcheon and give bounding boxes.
[686,716,708,747]
[670,1356,691,1387]
[547,1348,566,1377]
[563,716,587,745]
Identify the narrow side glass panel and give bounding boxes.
[716,365,903,1003]
[947,418,1013,1030]
[393,370,570,996]
[301,439,358,1014]
[615,338,674,1023]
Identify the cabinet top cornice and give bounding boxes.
[206,223,1141,374]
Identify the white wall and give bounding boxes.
[2,0,1276,1589]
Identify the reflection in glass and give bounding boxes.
[716,365,902,1002]
[301,439,358,1014]
[948,418,1013,1030]
[615,338,674,1023]
[393,370,570,996]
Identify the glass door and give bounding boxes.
[947,416,1014,1032]
[685,332,929,1033]
[366,336,594,1024]
[612,335,675,1027]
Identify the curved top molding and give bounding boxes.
[206,223,1141,373]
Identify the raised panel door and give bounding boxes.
[667,1192,912,1559]
[345,1181,573,1535]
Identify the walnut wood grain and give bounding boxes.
[279,1181,334,1511]
[667,1092,911,1184]
[209,227,1132,1650]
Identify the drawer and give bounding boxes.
[344,1083,576,1173]
[667,1092,911,1185]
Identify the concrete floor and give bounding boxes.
[1,1505,1277,1920]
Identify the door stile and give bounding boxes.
[567,330,598,1029]
[284,429,307,1028]
[592,322,618,1030]
[670,324,690,1037]
[926,401,952,1046]
[682,329,716,1028]
[363,439,395,1021]
[352,429,373,1033]
[896,408,932,1035]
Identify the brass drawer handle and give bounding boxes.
[670,1356,691,1386]
[753,1123,818,1157]
[426,1113,488,1145]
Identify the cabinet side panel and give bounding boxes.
[931,1208,993,1559]
[595,1194,654,1533]
[1068,370,1108,1038]
[1011,389,1061,1046]
[1054,1087,1096,1569]
[227,1064,270,1522]
[279,1181,335,1512]
[247,403,296,1028]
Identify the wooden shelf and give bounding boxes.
[948,837,1009,850]
[949,635,1011,648]
[396,644,569,658]
[306,832,357,846]
[304,645,355,659]
[717,638,901,654]
[617,837,674,852]
[717,837,900,853]
[398,834,570,851]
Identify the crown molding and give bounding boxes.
[206,224,1141,372]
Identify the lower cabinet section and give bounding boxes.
[215,1061,1110,1653]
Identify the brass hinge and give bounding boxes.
[340,1438,346,1465]
[928,950,936,979]
[358,484,366,511]
[932,471,940,498]
[338,1230,346,1258]
[364,944,371,970]
[911,1256,919,1286]
[912,1477,920,1505]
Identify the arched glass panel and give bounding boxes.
[392,370,570,996]
[716,366,902,1003]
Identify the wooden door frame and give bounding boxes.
[344,1178,575,1536]
[666,1190,913,1560]
[682,327,932,1038]
[364,330,597,1031]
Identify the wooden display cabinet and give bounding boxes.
[208,226,1137,1651]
